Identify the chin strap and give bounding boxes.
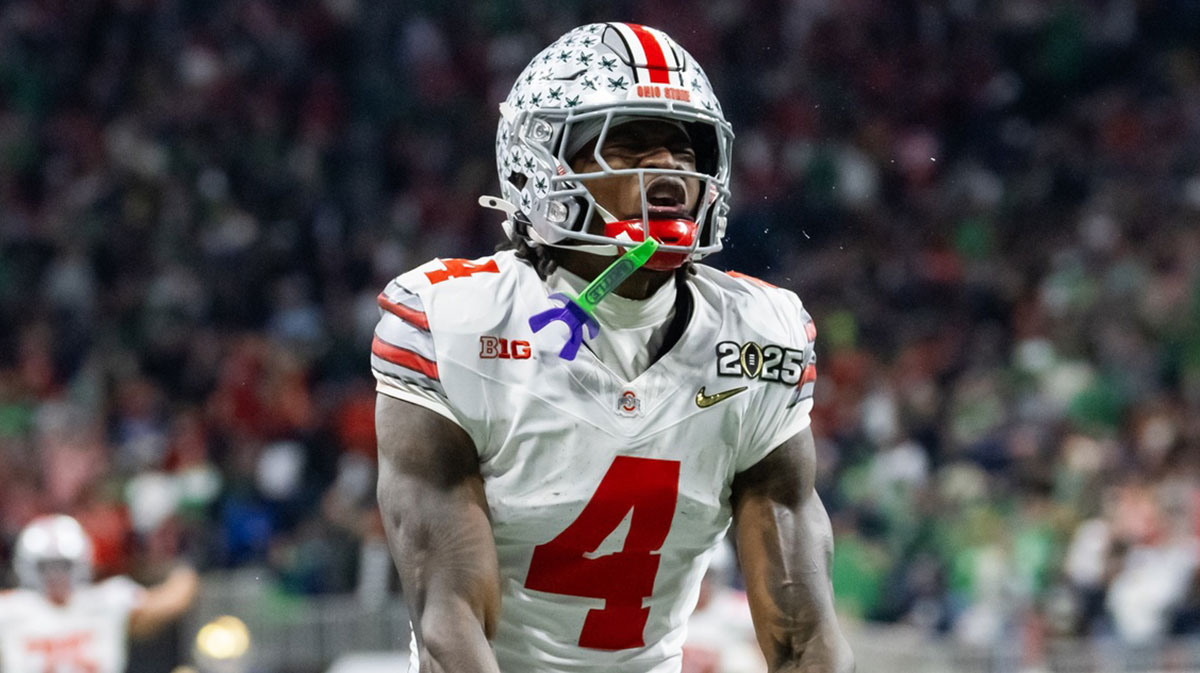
[478,195,694,268]
[479,195,623,256]
[478,195,518,216]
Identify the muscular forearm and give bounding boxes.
[377,394,502,673]
[393,511,503,673]
[737,498,852,672]
[733,433,854,673]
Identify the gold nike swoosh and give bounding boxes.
[695,385,748,408]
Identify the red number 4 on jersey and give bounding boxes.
[524,456,681,650]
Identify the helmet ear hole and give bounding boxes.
[684,122,720,177]
[495,23,732,261]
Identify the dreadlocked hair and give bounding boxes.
[495,218,559,280]
[496,217,697,281]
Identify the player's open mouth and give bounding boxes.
[643,178,691,220]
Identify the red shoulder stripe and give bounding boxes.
[799,364,817,387]
[725,270,778,289]
[372,336,439,380]
[378,293,430,331]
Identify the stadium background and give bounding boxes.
[1,0,1199,671]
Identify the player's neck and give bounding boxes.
[550,264,677,331]
[549,248,674,300]
[47,592,71,606]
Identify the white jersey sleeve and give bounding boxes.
[719,273,819,473]
[371,273,462,427]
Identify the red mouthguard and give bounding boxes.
[604,218,697,271]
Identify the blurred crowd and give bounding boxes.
[1,0,1199,653]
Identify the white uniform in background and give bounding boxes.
[0,577,144,673]
[682,542,765,673]
[372,250,817,673]
[682,589,764,673]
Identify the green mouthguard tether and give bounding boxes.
[575,238,660,314]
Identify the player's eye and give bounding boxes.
[673,147,697,162]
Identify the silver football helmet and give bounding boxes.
[486,23,734,268]
[14,514,94,592]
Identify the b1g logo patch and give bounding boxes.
[716,341,807,385]
[479,336,532,359]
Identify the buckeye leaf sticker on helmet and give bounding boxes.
[486,23,734,264]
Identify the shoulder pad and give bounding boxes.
[697,266,812,347]
[390,252,527,332]
[699,266,818,407]
[393,255,507,293]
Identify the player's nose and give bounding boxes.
[639,145,683,170]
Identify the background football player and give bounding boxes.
[0,515,199,673]
[682,542,766,673]
[373,22,854,673]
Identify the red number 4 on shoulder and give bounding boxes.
[424,258,500,284]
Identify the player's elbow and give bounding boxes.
[827,630,855,673]
[415,598,497,660]
[128,567,201,638]
[778,628,854,673]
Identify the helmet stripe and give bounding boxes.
[626,24,671,84]
[609,23,652,84]
[612,23,671,85]
[643,26,684,87]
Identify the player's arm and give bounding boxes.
[731,426,854,673]
[376,393,502,673]
[128,566,199,638]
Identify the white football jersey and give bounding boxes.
[0,578,144,673]
[372,250,817,673]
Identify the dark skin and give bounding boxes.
[552,120,701,300]
[732,430,855,672]
[377,118,853,672]
[377,396,501,673]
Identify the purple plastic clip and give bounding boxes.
[528,293,601,361]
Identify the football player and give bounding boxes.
[373,22,853,673]
[0,514,199,673]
